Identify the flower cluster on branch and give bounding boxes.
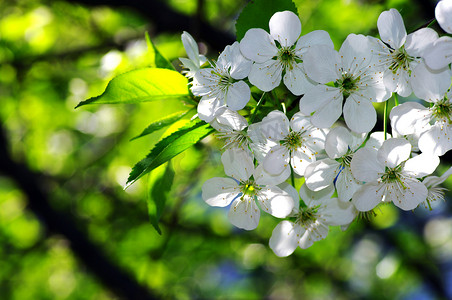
[180,2,452,257]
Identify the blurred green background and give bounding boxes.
[1,0,452,299]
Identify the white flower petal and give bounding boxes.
[295,30,334,57]
[424,36,452,70]
[197,96,223,122]
[221,148,254,181]
[289,112,312,132]
[356,71,390,103]
[389,102,430,136]
[283,63,316,95]
[303,45,341,83]
[392,179,427,211]
[248,124,277,163]
[436,0,452,34]
[382,68,400,94]
[352,182,384,211]
[350,147,384,182]
[278,182,300,214]
[336,167,361,202]
[367,36,391,71]
[310,92,343,129]
[423,167,452,188]
[411,63,452,101]
[181,31,201,65]
[304,159,339,191]
[349,131,367,151]
[269,221,303,257]
[383,68,412,97]
[365,131,391,151]
[321,198,357,226]
[298,222,328,249]
[222,42,252,80]
[325,126,353,158]
[269,11,301,47]
[299,85,341,116]
[304,127,327,152]
[259,110,290,142]
[298,233,315,249]
[225,80,250,111]
[394,71,413,97]
[254,163,290,186]
[339,34,372,72]
[299,183,335,207]
[248,60,283,92]
[202,177,239,207]
[418,123,452,156]
[228,197,260,230]
[264,145,290,175]
[404,153,439,178]
[377,138,411,169]
[239,28,278,63]
[343,96,377,133]
[405,28,438,57]
[179,57,198,76]
[211,107,248,132]
[377,8,407,49]
[257,186,294,218]
[191,68,217,96]
[291,148,315,176]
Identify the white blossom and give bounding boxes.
[365,131,392,151]
[192,42,252,122]
[202,148,294,230]
[351,138,439,211]
[372,8,443,96]
[269,184,356,257]
[183,6,452,252]
[301,34,391,133]
[391,66,452,156]
[305,126,366,202]
[423,167,452,209]
[259,110,326,177]
[179,31,207,78]
[210,107,251,152]
[240,10,334,95]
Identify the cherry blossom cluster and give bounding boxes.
[179,2,452,257]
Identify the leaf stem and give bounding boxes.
[384,99,388,140]
[290,163,295,188]
[250,92,265,123]
[394,93,399,106]
[413,18,437,32]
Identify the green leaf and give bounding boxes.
[126,120,214,187]
[130,109,193,141]
[148,162,175,235]
[235,0,298,41]
[75,68,188,108]
[145,32,175,70]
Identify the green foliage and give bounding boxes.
[1,1,449,299]
[148,162,175,234]
[126,120,214,187]
[75,68,189,108]
[145,32,175,70]
[130,109,193,141]
[235,0,298,41]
